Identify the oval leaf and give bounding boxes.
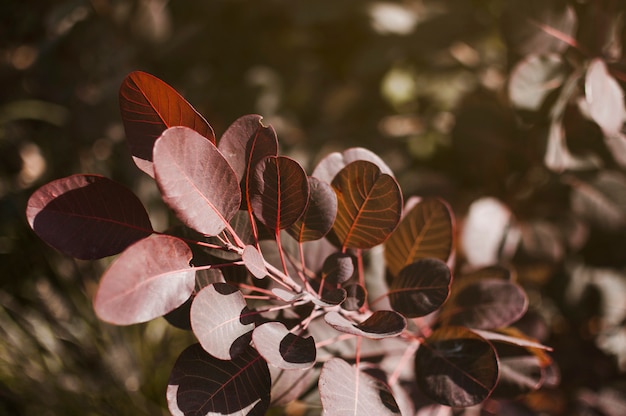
[191,283,255,360]
[384,198,454,277]
[26,174,153,259]
[443,279,528,330]
[250,156,309,232]
[154,126,241,236]
[242,245,268,279]
[388,258,452,318]
[287,176,338,242]
[331,160,402,250]
[93,234,194,325]
[119,71,214,176]
[415,326,498,407]
[324,310,406,339]
[252,322,316,370]
[312,147,394,184]
[321,252,355,284]
[217,114,278,184]
[167,344,270,416]
[319,358,401,416]
[585,59,626,136]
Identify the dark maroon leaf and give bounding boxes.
[324,310,406,339]
[190,283,255,360]
[250,156,309,232]
[93,234,194,325]
[585,59,626,136]
[153,126,241,236]
[252,322,316,370]
[287,176,337,242]
[415,326,498,407]
[443,279,528,330]
[242,245,268,279]
[119,71,214,177]
[388,258,452,318]
[167,343,270,416]
[312,147,394,184]
[321,252,355,284]
[26,174,153,259]
[217,114,278,184]
[313,287,347,307]
[384,198,455,277]
[342,283,367,311]
[331,160,402,250]
[319,358,401,416]
[164,296,193,330]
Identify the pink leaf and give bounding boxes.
[242,245,268,279]
[585,59,626,136]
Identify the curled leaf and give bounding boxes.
[324,310,406,339]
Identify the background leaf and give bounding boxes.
[319,358,401,416]
[242,245,268,279]
[287,176,337,242]
[191,283,255,360]
[26,174,153,259]
[153,126,241,236]
[585,59,626,136]
[568,171,626,231]
[252,322,316,370]
[167,343,270,416]
[93,234,194,325]
[331,160,402,250]
[415,326,498,407]
[384,198,454,277]
[388,258,452,318]
[312,147,394,184]
[509,54,566,111]
[119,71,214,176]
[324,310,406,339]
[250,156,309,232]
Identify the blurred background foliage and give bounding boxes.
[2,0,626,414]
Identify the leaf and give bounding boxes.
[502,0,577,56]
[252,322,316,370]
[442,279,528,330]
[217,114,278,184]
[321,252,355,284]
[287,176,337,242]
[93,234,194,325]
[568,171,626,230]
[324,310,406,339]
[508,54,566,111]
[167,343,270,416]
[384,198,454,277]
[471,328,552,351]
[250,156,309,232]
[270,367,314,407]
[585,59,626,136]
[312,147,394,184]
[544,121,601,173]
[415,326,498,407]
[26,174,153,259]
[342,283,367,311]
[153,126,241,236]
[490,342,545,398]
[319,358,401,416]
[190,283,255,360]
[331,160,402,250]
[119,71,214,177]
[388,258,452,318]
[242,245,268,279]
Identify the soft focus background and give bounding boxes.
[2,1,626,415]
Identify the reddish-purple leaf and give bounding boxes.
[252,322,316,370]
[415,326,498,407]
[321,252,355,284]
[26,174,153,259]
[153,126,241,236]
[312,147,394,184]
[287,176,337,242]
[119,71,214,177]
[331,161,402,250]
[342,283,367,311]
[312,288,347,307]
[191,283,255,360]
[167,343,270,416]
[585,59,626,136]
[442,279,528,330]
[319,358,401,416]
[384,198,454,277]
[388,258,452,318]
[324,310,406,339]
[93,234,194,325]
[217,114,278,184]
[242,245,268,279]
[250,156,309,232]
